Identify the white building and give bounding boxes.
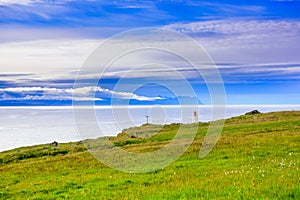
[192,111,198,123]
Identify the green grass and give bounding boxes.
[0,111,299,199]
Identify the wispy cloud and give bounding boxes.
[165,19,300,65]
[0,39,99,79]
[218,63,300,83]
[0,0,75,6]
[0,0,35,6]
[271,0,300,2]
[166,19,300,39]
[183,1,265,14]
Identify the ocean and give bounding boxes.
[1,105,299,152]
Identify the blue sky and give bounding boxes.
[0,0,299,105]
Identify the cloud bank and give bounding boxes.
[0,86,163,101]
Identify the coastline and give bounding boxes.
[1,108,299,153]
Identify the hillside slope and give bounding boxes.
[0,111,299,199]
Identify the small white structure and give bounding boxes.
[192,111,198,123]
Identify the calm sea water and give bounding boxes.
[0,105,299,152]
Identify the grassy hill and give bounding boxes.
[0,111,299,199]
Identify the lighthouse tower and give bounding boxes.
[192,111,198,123]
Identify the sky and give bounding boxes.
[0,0,299,105]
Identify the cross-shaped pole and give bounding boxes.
[145,115,149,124]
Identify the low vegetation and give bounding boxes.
[0,111,299,199]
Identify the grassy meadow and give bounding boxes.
[0,111,299,199]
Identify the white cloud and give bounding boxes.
[0,87,63,93]
[94,87,163,101]
[72,86,163,101]
[0,0,34,5]
[0,86,163,101]
[0,93,103,101]
[0,0,75,6]
[0,39,100,79]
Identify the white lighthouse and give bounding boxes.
[192,111,198,123]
